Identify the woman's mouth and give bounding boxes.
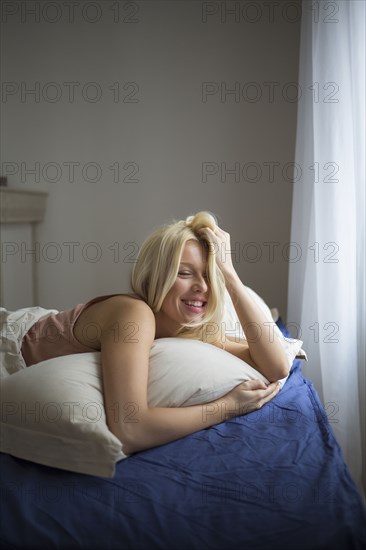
[181,300,206,314]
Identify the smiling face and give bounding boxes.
[154,240,210,338]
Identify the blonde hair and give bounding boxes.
[131,211,226,343]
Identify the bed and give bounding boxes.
[0,311,365,550]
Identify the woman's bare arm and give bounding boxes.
[197,226,289,382]
[100,297,280,455]
[121,379,280,455]
[224,275,289,381]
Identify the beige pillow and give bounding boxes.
[0,338,271,477]
[148,337,269,406]
[0,354,124,477]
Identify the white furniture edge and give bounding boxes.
[0,187,48,306]
[0,187,48,224]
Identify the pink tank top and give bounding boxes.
[21,293,141,367]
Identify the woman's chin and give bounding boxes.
[180,312,205,324]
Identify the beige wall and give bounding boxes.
[1,0,301,317]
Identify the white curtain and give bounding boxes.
[288,0,365,494]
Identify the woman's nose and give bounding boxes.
[192,276,208,293]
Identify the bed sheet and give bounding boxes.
[0,321,365,550]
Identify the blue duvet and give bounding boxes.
[1,320,365,549]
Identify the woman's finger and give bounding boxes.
[237,379,268,390]
[257,383,281,407]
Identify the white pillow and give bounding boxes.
[148,337,269,407]
[0,354,124,478]
[0,339,271,478]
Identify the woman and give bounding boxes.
[21,211,288,455]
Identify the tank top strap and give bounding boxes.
[73,292,144,326]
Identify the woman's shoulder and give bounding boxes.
[88,292,152,318]
[76,292,150,325]
[97,294,155,332]
[74,293,154,348]
[102,293,149,310]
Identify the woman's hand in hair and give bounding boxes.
[198,225,237,279]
